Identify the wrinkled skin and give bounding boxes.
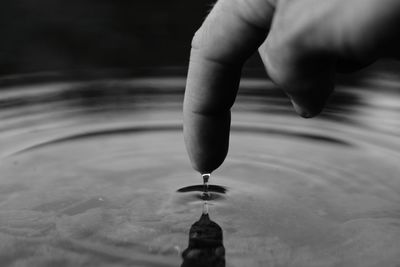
[183,0,400,173]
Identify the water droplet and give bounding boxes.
[202,200,209,215]
[201,173,211,201]
[201,173,211,214]
[202,173,210,184]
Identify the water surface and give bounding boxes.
[1,71,400,266]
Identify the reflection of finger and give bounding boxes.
[184,0,274,172]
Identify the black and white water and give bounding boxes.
[1,67,400,266]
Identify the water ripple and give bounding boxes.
[1,75,400,266]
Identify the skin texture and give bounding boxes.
[183,0,400,173]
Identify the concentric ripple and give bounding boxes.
[1,72,400,266]
[177,184,227,201]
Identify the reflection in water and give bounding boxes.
[177,185,227,194]
[176,184,227,202]
[2,73,400,266]
[181,213,225,267]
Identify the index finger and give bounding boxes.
[183,0,274,173]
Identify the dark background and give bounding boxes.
[1,0,399,80]
[0,0,264,76]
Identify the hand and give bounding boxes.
[183,0,400,173]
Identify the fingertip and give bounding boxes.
[286,80,334,118]
[290,98,326,118]
[183,111,231,174]
[186,131,228,174]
